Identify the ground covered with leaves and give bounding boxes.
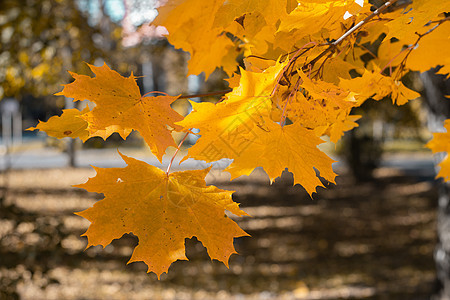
[0,163,438,299]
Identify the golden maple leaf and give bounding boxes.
[27,107,91,142]
[327,114,361,144]
[56,63,183,162]
[214,0,290,58]
[80,109,132,141]
[225,119,337,197]
[75,153,249,279]
[27,106,132,142]
[426,119,450,181]
[385,0,450,45]
[177,60,287,162]
[406,21,450,75]
[269,0,370,60]
[153,0,238,77]
[339,67,420,106]
[269,70,359,143]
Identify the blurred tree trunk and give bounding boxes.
[344,127,383,181]
[421,70,450,300]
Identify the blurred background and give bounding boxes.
[0,0,449,299]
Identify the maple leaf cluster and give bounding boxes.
[30,0,450,278]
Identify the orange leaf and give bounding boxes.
[56,63,183,161]
[339,68,420,106]
[225,119,337,197]
[177,60,287,162]
[27,106,132,142]
[75,153,249,279]
[27,106,91,142]
[426,119,450,181]
[153,0,238,77]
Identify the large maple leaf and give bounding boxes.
[225,119,337,197]
[426,119,450,181]
[75,153,249,279]
[177,60,287,162]
[57,63,183,161]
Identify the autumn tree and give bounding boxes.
[30,0,450,293]
[0,0,111,99]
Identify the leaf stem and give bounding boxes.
[142,91,169,98]
[280,77,303,127]
[178,90,232,99]
[272,41,318,96]
[379,45,414,74]
[166,132,190,175]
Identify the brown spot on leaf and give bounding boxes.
[64,131,72,135]
[235,14,246,28]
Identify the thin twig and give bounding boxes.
[429,16,450,24]
[280,77,303,127]
[356,43,377,59]
[298,0,399,73]
[379,45,414,74]
[393,17,449,79]
[332,1,397,46]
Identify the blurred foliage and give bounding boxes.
[0,0,123,101]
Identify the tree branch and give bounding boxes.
[177,1,401,100]
[300,0,399,73]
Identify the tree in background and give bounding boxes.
[0,0,116,100]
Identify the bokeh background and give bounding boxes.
[0,0,448,299]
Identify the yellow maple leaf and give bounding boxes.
[385,0,449,44]
[320,56,357,84]
[153,0,238,77]
[271,70,358,142]
[177,60,287,162]
[406,21,450,75]
[56,63,183,162]
[81,110,132,141]
[339,68,420,105]
[216,0,290,57]
[225,119,337,197]
[75,153,249,279]
[182,61,285,130]
[391,80,421,105]
[275,0,370,52]
[426,119,450,181]
[278,1,342,35]
[27,106,91,142]
[298,70,355,110]
[27,106,132,142]
[328,114,361,144]
[154,0,295,76]
[213,0,289,30]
